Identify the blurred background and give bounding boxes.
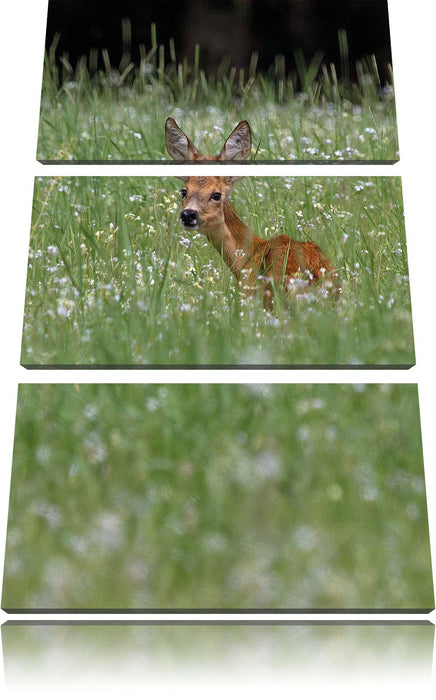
[2,384,433,611]
[45,0,392,79]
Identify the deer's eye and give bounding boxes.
[211,192,221,201]
[181,189,187,198]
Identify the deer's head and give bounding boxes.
[179,176,244,230]
[165,118,251,231]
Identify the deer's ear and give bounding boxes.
[223,176,245,185]
[218,121,252,161]
[165,118,200,161]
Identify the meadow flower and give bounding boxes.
[31,500,63,529]
[327,483,343,501]
[35,445,52,464]
[293,525,318,551]
[57,301,74,318]
[90,512,124,550]
[255,450,280,479]
[146,397,161,412]
[83,404,99,420]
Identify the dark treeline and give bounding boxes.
[45,0,392,79]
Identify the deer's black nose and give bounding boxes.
[181,208,197,227]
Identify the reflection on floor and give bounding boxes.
[2,622,434,687]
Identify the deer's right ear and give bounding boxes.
[218,120,252,161]
[165,118,200,161]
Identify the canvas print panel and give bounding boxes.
[2,623,434,686]
[2,384,433,612]
[22,176,414,368]
[38,0,398,163]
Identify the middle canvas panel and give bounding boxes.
[23,175,414,368]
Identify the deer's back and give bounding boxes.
[253,234,332,284]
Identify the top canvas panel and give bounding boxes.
[37,0,398,163]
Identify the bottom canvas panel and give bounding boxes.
[1,384,434,612]
[2,623,434,687]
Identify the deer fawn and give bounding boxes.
[165,118,340,310]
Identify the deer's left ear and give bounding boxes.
[218,121,252,161]
[223,176,245,184]
[165,117,200,161]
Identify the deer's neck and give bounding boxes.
[204,201,265,280]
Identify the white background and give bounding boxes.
[0,0,435,696]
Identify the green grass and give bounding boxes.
[2,384,433,610]
[21,176,414,367]
[37,35,398,162]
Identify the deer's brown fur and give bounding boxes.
[165,118,340,309]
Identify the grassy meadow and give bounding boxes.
[22,176,414,367]
[38,34,398,162]
[2,383,433,611]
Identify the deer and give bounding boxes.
[165,117,340,310]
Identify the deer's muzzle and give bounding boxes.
[181,208,201,229]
